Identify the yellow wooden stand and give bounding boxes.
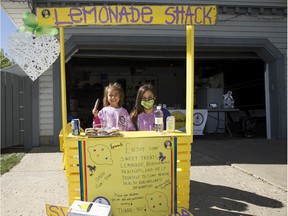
[37,4,217,215]
[64,132,191,208]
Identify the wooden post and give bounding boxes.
[59,27,68,139]
[186,25,194,140]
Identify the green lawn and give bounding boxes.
[0,153,25,175]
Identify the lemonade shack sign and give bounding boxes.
[37,5,217,26]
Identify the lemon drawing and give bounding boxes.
[171,111,186,129]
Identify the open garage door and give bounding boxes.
[64,47,267,138]
[53,36,286,142]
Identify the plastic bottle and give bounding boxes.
[155,105,164,133]
[166,116,175,133]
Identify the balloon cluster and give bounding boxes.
[18,12,58,36]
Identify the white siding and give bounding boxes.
[195,14,287,54]
[176,0,286,7]
[65,10,286,55]
[40,129,54,136]
[44,0,286,7]
[39,67,53,136]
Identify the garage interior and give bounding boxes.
[65,50,266,138]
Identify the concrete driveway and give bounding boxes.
[0,138,287,216]
[189,137,287,216]
[1,147,69,216]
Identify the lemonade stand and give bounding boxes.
[37,5,217,215]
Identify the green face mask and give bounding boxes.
[141,99,154,109]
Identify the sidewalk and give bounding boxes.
[190,136,287,216]
[1,138,287,216]
[1,147,69,216]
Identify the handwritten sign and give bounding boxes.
[45,204,193,216]
[78,137,177,216]
[37,5,217,27]
[46,204,68,216]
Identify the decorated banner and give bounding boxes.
[37,5,217,27]
[78,137,177,216]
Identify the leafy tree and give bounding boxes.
[0,49,13,69]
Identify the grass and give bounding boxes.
[0,152,25,175]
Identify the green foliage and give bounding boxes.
[0,152,25,175]
[0,50,13,69]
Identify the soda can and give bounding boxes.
[71,119,80,135]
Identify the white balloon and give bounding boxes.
[7,32,60,81]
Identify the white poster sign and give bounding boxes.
[193,109,208,135]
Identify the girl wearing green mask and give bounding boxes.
[130,84,170,131]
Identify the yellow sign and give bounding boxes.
[46,204,68,216]
[78,137,177,216]
[171,111,186,130]
[37,5,217,27]
[45,204,194,216]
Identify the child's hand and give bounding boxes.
[92,108,98,117]
[92,98,100,117]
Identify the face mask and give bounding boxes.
[141,99,154,109]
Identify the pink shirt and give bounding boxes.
[95,106,135,131]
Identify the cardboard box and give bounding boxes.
[68,201,111,216]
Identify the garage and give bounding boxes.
[62,39,268,137]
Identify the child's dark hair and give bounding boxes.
[103,82,124,107]
[130,84,156,129]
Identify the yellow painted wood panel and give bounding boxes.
[177,179,190,185]
[66,149,79,156]
[177,137,192,143]
[178,203,189,209]
[68,181,80,188]
[177,187,190,193]
[177,172,190,179]
[67,157,79,164]
[177,162,191,168]
[177,145,191,151]
[177,153,191,160]
[68,188,80,194]
[37,5,217,27]
[66,167,79,174]
[67,174,81,182]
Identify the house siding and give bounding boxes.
[39,68,54,138]
[33,0,287,7]
[196,14,287,54]
[181,0,286,6]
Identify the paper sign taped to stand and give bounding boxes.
[78,137,177,216]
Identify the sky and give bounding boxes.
[1,7,17,55]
